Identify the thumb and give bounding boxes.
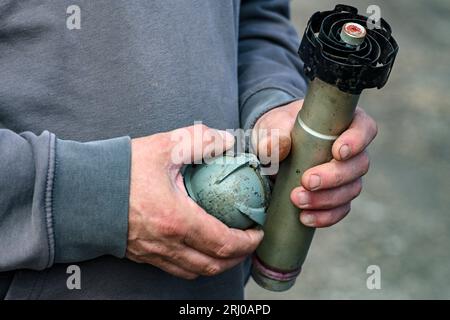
[169,124,235,166]
[252,101,303,163]
[256,130,291,164]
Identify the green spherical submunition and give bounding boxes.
[183,154,271,230]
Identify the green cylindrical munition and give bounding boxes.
[253,79,358,291]
[252,5,398,291]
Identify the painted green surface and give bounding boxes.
[183,154,270,230]
[253,79,359,291]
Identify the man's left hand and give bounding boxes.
[253,100,378,228]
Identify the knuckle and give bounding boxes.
[369,117,378,138]
[354,179,364,197]
[326,191,340,208]
[304,190,321,208]
[168,250,181,262]
[216,242,233,258]
[204,263,222,276]
[322,199,333,210]
[203,132,215,145]
[361,153,371,175]
[344,203,352,215]
[334,171,345,187]
[355,106,365,116]
[161,131,172,142]
[155,135,173,157]
[156,132,171,146]
[215,229,241,258]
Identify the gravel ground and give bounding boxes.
[246,0,450,299]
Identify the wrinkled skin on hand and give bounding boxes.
[127,124,263,279]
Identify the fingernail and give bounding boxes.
[297,191,309,207]
[301,214,316,226]
[309,174,321,190]
[339,144,351,160]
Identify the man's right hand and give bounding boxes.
[126,124,264,279]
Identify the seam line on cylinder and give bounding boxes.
[297,117,339,141]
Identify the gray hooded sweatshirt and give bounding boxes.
[0,0,306,299]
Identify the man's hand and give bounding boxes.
[253,100,377,228]
[127,124,264,279]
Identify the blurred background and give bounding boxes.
[246,0,450,299]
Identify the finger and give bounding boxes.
[256,132,291,165]
[252,101,303,163]
[300,203,351,228]
[127,253,199,280]
[183,200,264,259]
[302,151,370,191]
[130,239,246,277]
[332,107,378,161]
[291,179,363,210]
[169,124,235,165]
[165,245,247,277]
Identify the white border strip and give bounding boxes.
[297,117,338,141]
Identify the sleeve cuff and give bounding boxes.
[240,88,303,130]
[52,136,131,263]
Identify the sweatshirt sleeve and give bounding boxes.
[0,129,131,271]
[238,0,308,130]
